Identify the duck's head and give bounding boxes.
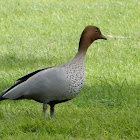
[79,26,107,51]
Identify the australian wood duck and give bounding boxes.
[0,26,107,119]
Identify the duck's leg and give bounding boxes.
[50,105,55,119]
[43,103,47,120]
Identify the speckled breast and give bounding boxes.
[62,61,85,99]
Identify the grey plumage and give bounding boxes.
[0,26,107,119]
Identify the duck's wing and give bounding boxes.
[1,67,53,97]
[17,67,52,82]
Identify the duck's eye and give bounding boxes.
[95,29,98,33]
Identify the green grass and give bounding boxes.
[0,0,140,139]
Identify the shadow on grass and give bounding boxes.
[0,53,58,71]
[73,80,140,109]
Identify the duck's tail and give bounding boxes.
[0,90,7,101]
[0,95,6,101]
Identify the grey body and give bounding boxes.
[2,55,85,104]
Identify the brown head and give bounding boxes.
[78,26,107,51]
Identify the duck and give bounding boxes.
[0,26,107,119]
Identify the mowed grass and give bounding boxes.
[0,0,140,139]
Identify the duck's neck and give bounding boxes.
[71,34,92,63]
[72,47,88,63]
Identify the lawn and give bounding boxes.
[0,0,140,139]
